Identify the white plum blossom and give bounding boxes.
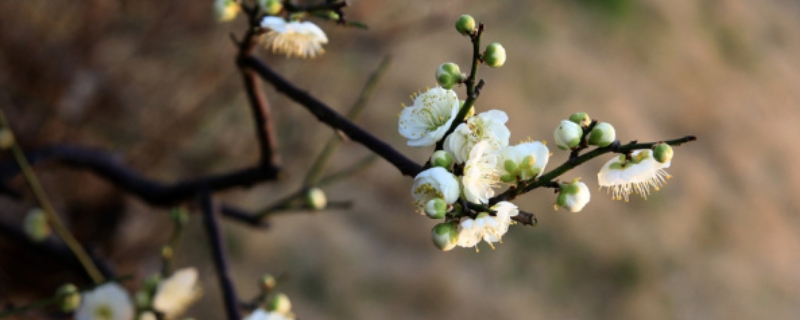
[75,283,134,320]
[498,141,550,182]
[398,87,460,147]
[260,17,328,59]
[152,268,202,319]
[461,141,500,204]
[456,201,519,250]
[411,167,460,208]
[598,149,671,201]
[244,309,294,320]
[444,110,510,163]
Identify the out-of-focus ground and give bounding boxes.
[1,0,800,319]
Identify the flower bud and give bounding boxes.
[483,43,506,68]
[138,311,157,320]
[161,245,174,260]
[555,179,591,212]
[258,0,283,15]
[0,128,14,150]
[569,112,591,127]
[653,142,673,164]
[436,62,463,90]
[431,222,459,251]
[424,198,448,219]
[305,187,327,210]
[267,293,292,314]
[56,283,81,312]
[214,0,240,22]
[23,208,51,242]
[554,120,583,150]
[430,150,454,169]
[260,274,277,292]
[588,122,616,147]
[455,14,476,35]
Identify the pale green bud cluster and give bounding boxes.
[653,142,673,163]
[430,150,454,169]
[431,222,459,251]
[56,283,81,312]
[569,112,591,127]
[436,62,463,90]
[554,120,583,150]
[484,43,506,68]
[267,293,292,314]
[305,187,327,210]
[455,14,476,35]
[23,208,51,242]
[588,122,615,147]
[555,179,590,212]
[258,0,283,15]
[261,274,277,291]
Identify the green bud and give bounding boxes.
[431,222,459,251]
[23,208,51,242]
[169,207,189,227]
[554,120,583,150]
[305,187,327,210]
[135,289,151,309]
[56,283,81,312]
[483,43,506,68]
[455,14,476,35]
[258,0,283,15]
[653,142,673,163]
[214,0,240,22]
[555,179,591,212]
[436,62,463,90]
[569,112,591,127]
[588,122,616,147]
[431,150,454,169]
[161,245,174,260]
[0,128,14,150]
[424,198,448,219]
[268,293,292,314]
[261,274,277,291]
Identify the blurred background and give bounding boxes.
[2,0,800,319]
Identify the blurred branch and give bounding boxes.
[241,56,423,177]
[199,189,241,320]
[304,56,392,186]
[489,135,698,205]
[0,145,279,207]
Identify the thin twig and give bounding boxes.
[0,109,104,284]
[199,189,241,320]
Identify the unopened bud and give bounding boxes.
[569,112,591,127]
[588,122,616,147]
[305,187,327,210]
[258,0,283,15]
[430,150,454,169]
[23,208,51,242]
[0,128,14,150]
[214,0,240,22]
[161,246,174,260]
[554,120,583,150]
[436,62,463,90]
[431,222,459,251]
[56,283,81,312]
[653,142,673,163]
[267,293,292,314]
[555,179,591,212]
[456,14,476,35]
[260,274,276,291]
[424,198,448,219]
[483,43,506,68]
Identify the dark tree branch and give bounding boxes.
[199,190,241,320]
[241,56,423,177]
[0,145,278,207]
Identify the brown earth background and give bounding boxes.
[1,0,800,319]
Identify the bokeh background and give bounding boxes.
[2,0,800,319]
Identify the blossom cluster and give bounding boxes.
[400,14,679,252]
